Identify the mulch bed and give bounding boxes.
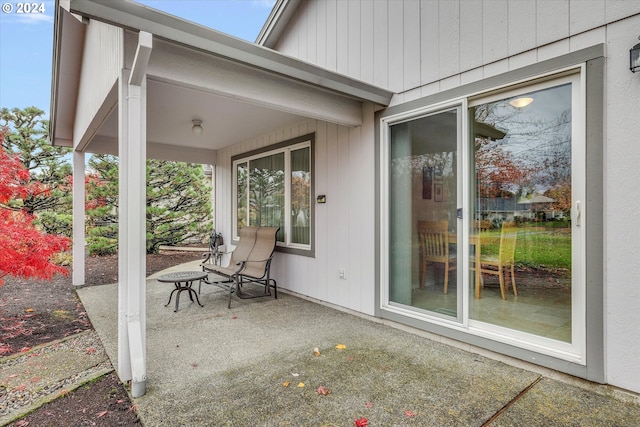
[1,252,202,426]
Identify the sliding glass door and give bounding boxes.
[467,74,584,356]
[387,107,460,320]
[382,71,585,362]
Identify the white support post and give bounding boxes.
[126,81,147,398]
[72,151,85,287]
[117,68,132,385]
[117,31,152,398]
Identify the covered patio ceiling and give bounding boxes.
[92,78,308,157]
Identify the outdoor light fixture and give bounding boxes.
[509,97,534,108]
[192,119,203,136]
[630,37,640,73]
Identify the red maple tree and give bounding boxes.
[0,129,71,284]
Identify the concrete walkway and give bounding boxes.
[77,261,640,426]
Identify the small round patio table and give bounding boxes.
[158,271,207,312]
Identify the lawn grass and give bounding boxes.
[479,225,571,270]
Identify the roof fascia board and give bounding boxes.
[69,0,393,106]
[255,0,299,48]
[50,2,87,146]
[50,0,64,143]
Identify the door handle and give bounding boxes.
[575,201,581,227]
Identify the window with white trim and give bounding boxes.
[232,134,313,253]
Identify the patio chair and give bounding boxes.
[235,226,279,302]
[418,220,456,294]
[472,221,518,300]
[200,226,279,308]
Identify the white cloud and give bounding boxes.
[251,0,276,9]
[16,13,54,25]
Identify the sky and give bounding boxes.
[0,0,274,117]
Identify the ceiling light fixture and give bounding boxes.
[192,119,203,136]
[509,97,534,108]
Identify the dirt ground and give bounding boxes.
[1,252,202,426]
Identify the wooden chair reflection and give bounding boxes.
[418,220,456,294]
[471,221,518,300]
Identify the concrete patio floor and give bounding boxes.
[77,261,640,426]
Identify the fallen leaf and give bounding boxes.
[14,420,29,427]
[316,386,330,395]
[19,347,30,353]
[354,417,369,426]
[313,347,320,356]
[335,344,347,350]
[13,384,27,391]
[365,401,374,408]
[231,316,238,319]
[29,377,41,383]
[282,381,290,387]
[96,410,108,418]
[25,308,33,313]
[85,347,97,354]
[404,410,416,417]
[291,373,300,377]
[297,382,305,388]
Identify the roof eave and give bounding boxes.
[67,0,393,106]
[50,0,86,147]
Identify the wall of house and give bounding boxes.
[74,20,122,149]
[274,0,639,97]
[601,13,640,395]
[272,0,640,393]
[215,104,377,315]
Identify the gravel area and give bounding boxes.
[0,330,112,423]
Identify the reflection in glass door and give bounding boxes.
[468,79,580,345]
[388,108,459,319]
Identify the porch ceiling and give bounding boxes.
[90,79,306,158]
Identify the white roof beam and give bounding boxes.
[148,40,363,127]
[129,31,152,86]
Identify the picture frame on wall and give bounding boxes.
[434,183,443,202]
[422,167,432,199]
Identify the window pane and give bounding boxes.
[236,162,248,231]
[291,147,311,245]
[470,83,572,342]
[249,153,285,241]
[389,110,459,319]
